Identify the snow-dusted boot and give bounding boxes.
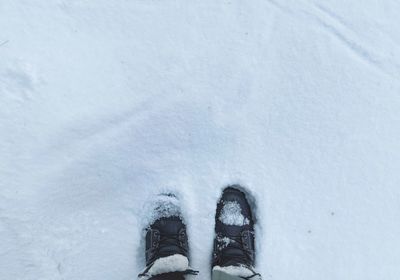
[212,187,262,280]
[138,194,198,280]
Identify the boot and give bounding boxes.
[139,194,198,280]
[212,187,262,280]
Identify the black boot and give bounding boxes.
[212,186,262,280]
[139,194,198,280]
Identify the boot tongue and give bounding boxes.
[149,272,186,280]
[222,224,244,236]
[224,252,245,265]
[153,216,184,256]
[220,247,249,267]
[217,227,252,267]
[223,259,242,267]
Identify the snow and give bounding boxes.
[216,236,232,251]
[1,1,400,280]
[143,193,183,228]
[139,254,189,280]
[219,201,250,226]
[212,265,257,279]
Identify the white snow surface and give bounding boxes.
[219,201,249,226]
[1,1,400,280]
[139,254,189,279]
[143,193,183,228]
[212,265,257,279]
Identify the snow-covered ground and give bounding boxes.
[1,1,400,279]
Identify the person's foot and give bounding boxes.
[139,193,198,280]
[212,186,262,280]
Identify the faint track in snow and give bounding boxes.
[310,7,377,64]
[313,13,380,67]
[0,40,9,47]
[264,0,300,18]
[309,3,400,79]
[312,3,351,31]
[265,0,400,80]
[265,0,290,13]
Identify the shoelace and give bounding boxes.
[216,234,252,267]
[156,233,187,256]
[239,266,261,280]
[139,233,195,278]
[139,268,199,278]
[216,238,260,280]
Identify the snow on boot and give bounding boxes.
[138,193,198,280]
[212,186,262,280]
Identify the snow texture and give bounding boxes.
[139,254,189,280]
[1,1,400,280]
[143,193,183,228]
[216,236,232,251]
[212,265,256,279]
[219,201,250,226]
